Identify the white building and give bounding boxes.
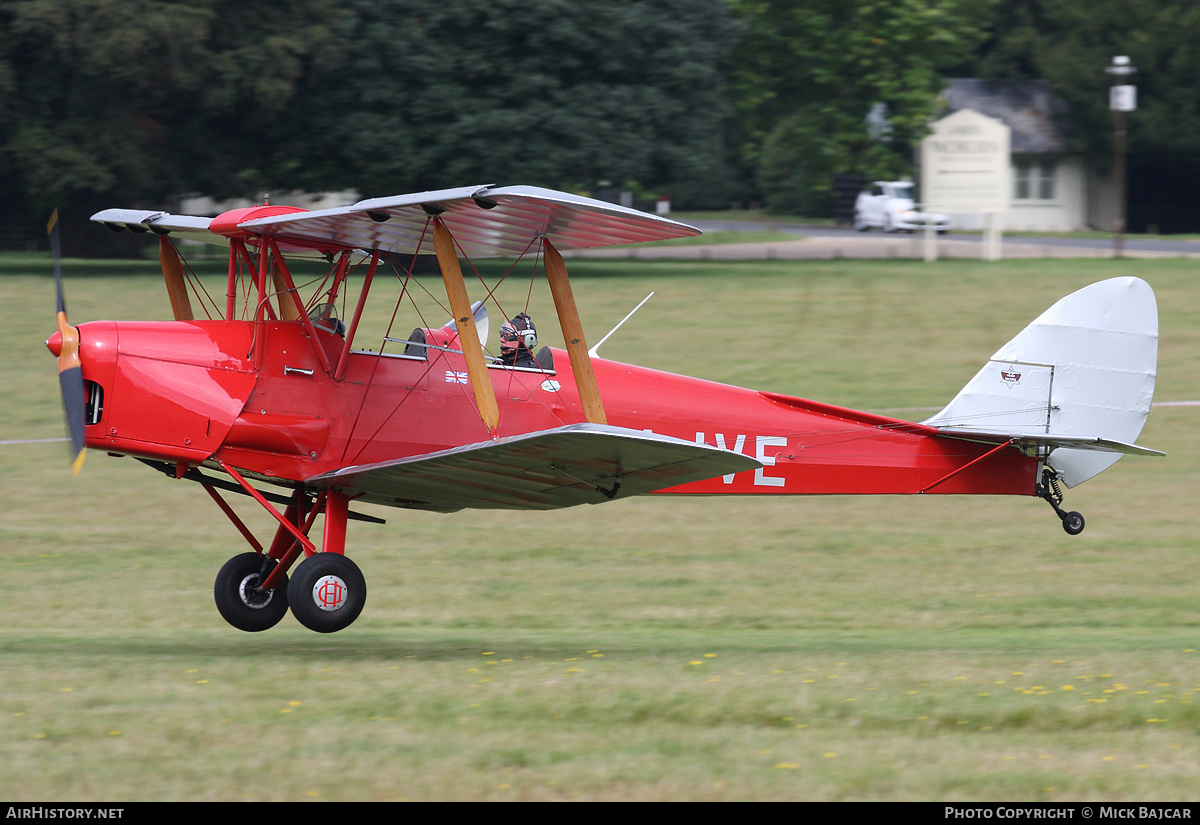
[931,80,1116,232]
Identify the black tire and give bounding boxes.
[287,553,367,633]
[214,552,289,632]
[1062,511,1086,536]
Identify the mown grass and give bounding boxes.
[1,253,1198,800]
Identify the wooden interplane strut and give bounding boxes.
[543,238,607,425]
[158,237,194,322]
[433,219,500,433]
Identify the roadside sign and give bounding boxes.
[921,109,1011,214]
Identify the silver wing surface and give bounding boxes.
[240,184,700,258]
[92,185,699,257]
[310,423,761,513]
[90,209,224,246]
[89,207,366,260]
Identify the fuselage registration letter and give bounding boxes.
[697,432,786,487]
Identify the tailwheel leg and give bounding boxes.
[1037,468,1085,536]
[287,490,367,633]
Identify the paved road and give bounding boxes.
[633,219,1200,260]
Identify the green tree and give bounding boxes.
[976,0,1200,159]
[728,0,989,214]
[0,0,344,249]
[974,0,1200,230]
[1,0,741,250]
[277,0,740,208]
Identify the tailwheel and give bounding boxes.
[1061,511,1086,536]
[1037,468,1086,536]
[214,552,290,632]
[288,553,366,633]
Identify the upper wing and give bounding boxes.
[91,208,225,246]
[90,206,363,261]
[91,185,699,258]
[310,423,761,513]
[239,184,699,258]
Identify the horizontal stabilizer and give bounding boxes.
[311,423,761,512]
[934,428,1164,457]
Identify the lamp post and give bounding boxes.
[1106,55,1137,256]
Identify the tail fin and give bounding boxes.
[922,277,1160,487]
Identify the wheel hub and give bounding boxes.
[312,575,349,612]
[238,575,275,609]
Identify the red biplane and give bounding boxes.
[47,185,1162,633]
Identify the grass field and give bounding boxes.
[2,253,1198,801]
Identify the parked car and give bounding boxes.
[854,181,950,233]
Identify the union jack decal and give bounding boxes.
[445,371,469,384]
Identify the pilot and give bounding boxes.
[499,313,537,368]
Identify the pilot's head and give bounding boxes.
[500,313,537,359]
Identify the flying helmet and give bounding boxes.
[500,313,537,355]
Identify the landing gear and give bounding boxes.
[204,477,368,632]
[1061,510,1086,536]
[288,553,367,634]
[214,552,290,632]
[1037,468,1086,536]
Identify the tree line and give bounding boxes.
[3,0,1198,251]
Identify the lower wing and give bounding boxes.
[311,423,762,512]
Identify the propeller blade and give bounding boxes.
[48,210,86,475]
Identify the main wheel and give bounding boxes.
[288,553,366,633]
[214,552,290,632]
[1062,511,1085,536]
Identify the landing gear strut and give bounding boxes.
[1037,467,1085,536]
[205,474,367,632]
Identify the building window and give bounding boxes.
[1015,158,1056,201]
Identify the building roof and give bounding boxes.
[941,79,1069,154]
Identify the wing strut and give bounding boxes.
[334,250,379,380]
[543,239,606,424]
[433,219,500,433]
[224,243,239,319]
[158,237,194,321]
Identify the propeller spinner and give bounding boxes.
[46,210,86,475]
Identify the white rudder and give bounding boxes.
[922,277,1159,487]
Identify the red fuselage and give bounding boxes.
[73,318,1040,501]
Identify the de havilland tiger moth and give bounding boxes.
[45,185,1162,633]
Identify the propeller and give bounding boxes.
[47,209,86,475]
